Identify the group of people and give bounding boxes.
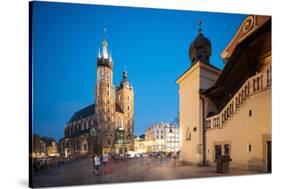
[92,152,110,176]
[32,155,87,172]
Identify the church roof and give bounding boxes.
[68,104,95,123]
[203,16,271,110]
[221,15,270,62]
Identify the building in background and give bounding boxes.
[47,141,59,156]
[145,122,179,153]
[32,134,58,157]
[61,30,135,156]
[165,124,180,153]
[177,15,271,172]
[32,134,47,157]
[134,135,146,153]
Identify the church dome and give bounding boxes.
[189,20,212,65]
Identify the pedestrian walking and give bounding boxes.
[93,153,101,176]
[102,151,109,175]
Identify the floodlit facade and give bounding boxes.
[177,15,271,172]
[61,30,135,156]
[145,122,179,153]
[134,136,147,153]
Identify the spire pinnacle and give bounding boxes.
[198,18,202,34]
[109,51,112,62]
[98,48,101,58]
[102,27,109,59]
[103,27,107,41]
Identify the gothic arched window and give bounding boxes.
[118,117,123,128]
[101,67,105,80]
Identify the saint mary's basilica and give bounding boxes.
[60,30,135,156]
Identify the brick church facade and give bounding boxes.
[60,31,134,156]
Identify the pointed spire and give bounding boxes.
[109,51,112,62]
[198,18,202,34]
[102,27,109,59]
[98,48,101,58]
[103,27,107,42]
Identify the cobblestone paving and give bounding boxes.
[32,157,259,187]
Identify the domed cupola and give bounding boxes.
[119,70,133,90]
[189,19,212,65]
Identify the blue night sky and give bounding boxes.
[32,1,246,141]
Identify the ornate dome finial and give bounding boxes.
[188,19,212,65]
[198,18,202,34]
[123,71,127,80]
[123,67,128,81]
[119,69,130,89]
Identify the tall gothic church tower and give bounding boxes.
[95,29,116,149]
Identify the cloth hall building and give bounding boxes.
[60,32,135,156]
[177,15,271,172]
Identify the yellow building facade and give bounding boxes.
[134,137,147,153]
[177,15,271,172]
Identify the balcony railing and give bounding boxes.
[206,65,271,130]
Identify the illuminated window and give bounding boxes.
[224,144,230,155]
[248,144,252,152]
[101,67,105,80]
[83,143,88,151]
[107,72,110,79]
[118,117,123,128]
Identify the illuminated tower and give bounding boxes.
[116,70,134,150]
[95,28,116,150]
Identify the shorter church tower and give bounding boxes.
[116,70,134,150]
[176,20,220,165]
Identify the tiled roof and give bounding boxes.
[68,104,95,123]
